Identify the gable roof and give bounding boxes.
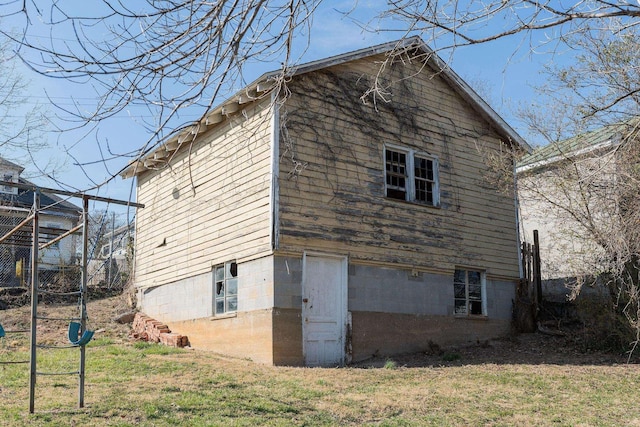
[0,157,25,173]
[0,157,80,216]
[122,36,531,178]
[0,179,80,216]
[517,119,639,173]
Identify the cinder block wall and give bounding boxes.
[347,264,515,361]
[271,258,516,365]
[272,256,304,365]
[137,255,277,363]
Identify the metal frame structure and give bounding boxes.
[0,181,142,413]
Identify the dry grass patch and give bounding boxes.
[1,295,640,425]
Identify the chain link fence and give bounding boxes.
[86,213,134,291]
[0,207,134,308]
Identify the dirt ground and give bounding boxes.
[355,332,632,368]
[1,289,636,367]
[0,289,134,347]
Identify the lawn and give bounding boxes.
[1,297,639,426]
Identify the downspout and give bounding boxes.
[130,180,141,308]
[269,90,280,251]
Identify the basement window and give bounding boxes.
[214,261,238,315]
[453,268,486,316]
[384,146,439,206]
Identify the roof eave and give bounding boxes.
[122,36,531,178]
[516,137,619,174]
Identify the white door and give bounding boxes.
[302,253,347,367]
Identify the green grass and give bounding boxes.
[1,339,640,426]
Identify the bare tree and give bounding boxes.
[507,25,640,357]
[517,118,640,358]
[0,0,322,175]
[385,1,640,50]
[1,1,637,171]
[3,2,640,354]
[0,34,48,169]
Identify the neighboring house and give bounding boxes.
[0,158,80,286]
[123,37,531,366]
[87,221,134,287]
[517,120,638,298]
[97,221,134,262]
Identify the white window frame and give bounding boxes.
[453,268,487,317]
[213,261,238,315]
[384,144,440,206]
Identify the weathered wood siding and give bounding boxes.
[134,99,274,289]
[277,56,520,279]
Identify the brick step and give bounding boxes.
[131,313,189,348]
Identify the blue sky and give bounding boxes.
[1,1,559,212]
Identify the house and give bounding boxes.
[87,221,134,288]
[98,221,134,262]
[517,119,639,298]
[0,158,80,286]
[122,37,531,366]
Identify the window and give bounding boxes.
[44,223,61,249]
[100,244,110,258]
[2,173,14,193]
[214,261,238,315]
[453,268,486,316]
[384,146,439,206]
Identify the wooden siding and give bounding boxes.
[276,57,520,279]
[134,99,274,289]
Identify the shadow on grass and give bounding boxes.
[350,332,638,369]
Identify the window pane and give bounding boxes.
[216,281,224,297]
[414,158,425,178]
[227,296,238,312]
[387,188,406,200]
[454,269,465,284]
[226,261,238,278]
[226,278,238,296]
[468,271,481,285]
[470,301,483,315]
[215,299,225,314]
[454,300,467,315]
[453,268,484,316]
[415,180,433,203]
[415,157,435,204]
[389,175,406,188]
[454,283,466,298]
[414,156,436,204]
[468,284,482,300]
[215,266,224,282]
[415,157,433,178]
[385,149,410,201]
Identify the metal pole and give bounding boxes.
[108,211,115,288]
[79,196,89,408]
[533,230,543,310]
[29,191,40,413]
